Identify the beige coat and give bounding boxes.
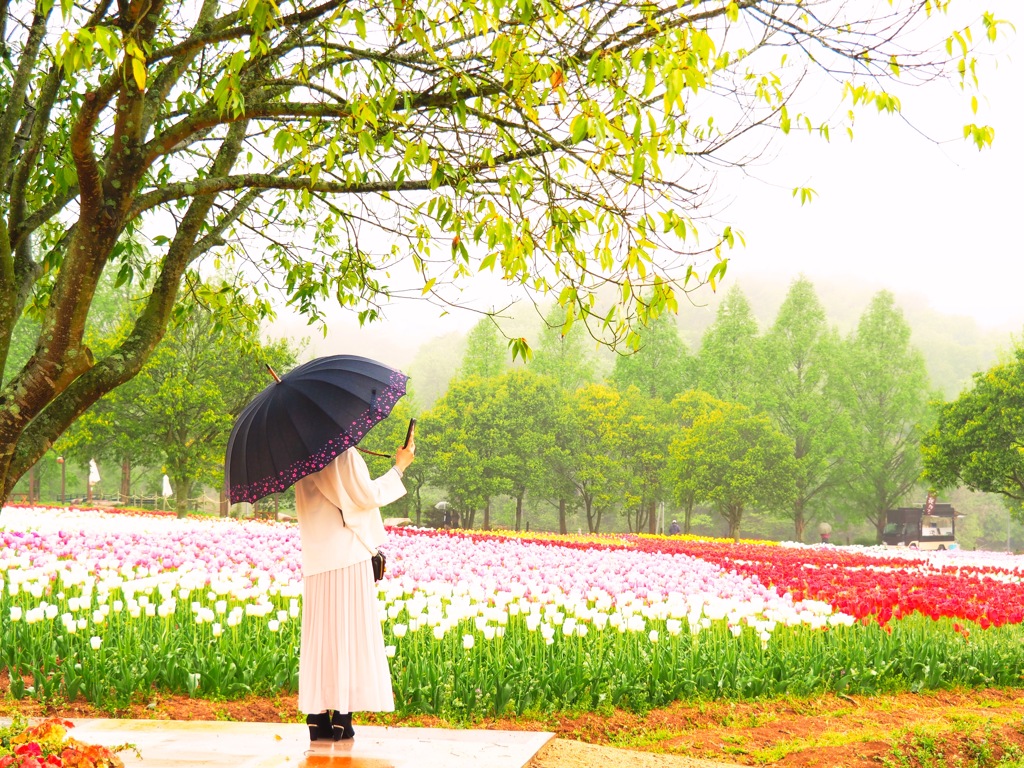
[294,448,406,577]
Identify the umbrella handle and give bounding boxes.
[266,364,282,383]
[356,446,392,459]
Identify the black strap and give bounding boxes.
[356,446,392,458]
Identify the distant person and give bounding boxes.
[818,521,832,544]
[669,519,681,535]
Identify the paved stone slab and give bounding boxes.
[62,719,554,768]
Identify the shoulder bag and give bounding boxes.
[338,508,386,581]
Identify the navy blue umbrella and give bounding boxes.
[225,355,407,504]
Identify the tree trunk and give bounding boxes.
[585,497,597,533]
[219,485,229,517]
[120,458,131,504]
[483,498,491,531]
[515,493,524,531]
[683,498,694,534]
[648,500,657,534]
[173,477,190,518]
[635,504,648,533]
[559,498,567,534]
[793,498,806,542]
[722,503,743,542]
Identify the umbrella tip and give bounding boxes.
[266,363,282,384]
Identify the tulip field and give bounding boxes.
[3,506,1024,717]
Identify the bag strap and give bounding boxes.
[338,507,380,557]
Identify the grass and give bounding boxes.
[881,718,1024,768]
[750,723,901,764]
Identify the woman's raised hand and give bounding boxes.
[395,439,415,473]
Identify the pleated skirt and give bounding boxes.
[297,558,395,714]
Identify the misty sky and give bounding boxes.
[271,2,1023,364]
[727,0,1022,329]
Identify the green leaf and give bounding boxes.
[631,151,645,183]
[509,337,533,362]
[570,116,588,144]
[480,252,498,272]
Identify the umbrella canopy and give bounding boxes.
[225,355,407,504]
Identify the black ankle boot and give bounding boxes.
[331,711,354,740]
[306,712,331,740]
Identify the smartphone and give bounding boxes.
[404,418,417,448]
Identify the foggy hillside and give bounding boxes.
[266,271,1014,410]
[400,273,1014,409]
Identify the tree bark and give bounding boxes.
[648,500,657,534]
[635,504,648,533]
[793,498,807,542]
[723,503,743,542]
[27,464,37,503]
[483,498,491,531]
[120,458,131,504]
[585,497,597,533]
[173,476,190,518]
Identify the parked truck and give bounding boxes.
[882,496,958,551]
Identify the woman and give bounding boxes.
[294,439,415,741]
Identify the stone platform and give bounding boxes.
[63,719,554,768]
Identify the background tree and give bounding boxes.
[0,0,1002,502]
[671,401,797,541]
[695,288,763,407]
[529,305,598,392]
[11,273,137,499]
[558,384,627,533]
[760,278,847,541]
[418,376,503,528]
[531,391,584,534]
[75,307,297,516]
[666,390,724,534]
[610,312,692,401]
[618,387,673,534]
[922,347,1024,517]
[833,292,933,542]
[488,370,561,531]
[458,320,510,380]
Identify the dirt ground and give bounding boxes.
[5,686,1024,767]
